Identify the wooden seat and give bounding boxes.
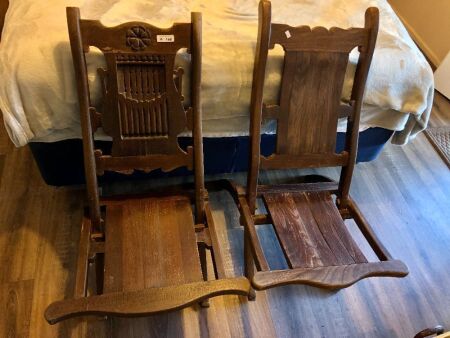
[254,191,407,289]
[46,195,250,324]
[263,191,368,269]
[233,0,408,293]
[103,195,203,292]
[45,8,250,324]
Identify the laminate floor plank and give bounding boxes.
[0,279,34,338]
[428,91,450,127]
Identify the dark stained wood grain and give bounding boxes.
[45,278,250,325]
[261,152,349,169]
[205,202,227,279]
[275,51,348,156]
[103,195,203,293]
[67,5,200,189]
[0,0,8,41]
[80,20,191,55]
[0,95,449,336]
[191,12,205,223]
[256,181,338,195]
[246,2,379,212]
[269,25,368,53]
[414,325,445,338]
[75,16,192,159]
[66,7,102,230]
[73,215,92,298]
[50,8,249,326]
[252,260,408,290]
[338,7,379,204]
[0,279,34,338]
[237,1,406,292]
[1,0,449,335]
[95,149,194,175]
[238,196,269,272]
[304,192,367,263]
[263,192,340,268]
[246,0,272,213]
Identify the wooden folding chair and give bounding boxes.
[45,8,250,324]
[234,0,408,292]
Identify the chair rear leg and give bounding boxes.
[198,243,208,281]
[93,252,108,321]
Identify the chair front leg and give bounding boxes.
[244,228,256,300]
[95,253,105,295]
[198,243,210,308]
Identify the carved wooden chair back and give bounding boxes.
[247,0,379,212]
[67,8,204,227]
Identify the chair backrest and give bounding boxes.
[66,7,204,226]
[247,0,379,212]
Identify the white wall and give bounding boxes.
[389,0,450,66]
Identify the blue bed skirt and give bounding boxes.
[29,127,393,186]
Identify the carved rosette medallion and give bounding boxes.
[126,26,151,51]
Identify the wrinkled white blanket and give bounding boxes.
[0,0,434,146]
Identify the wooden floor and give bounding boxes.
[0,92,449,337]
[428,91,450,127]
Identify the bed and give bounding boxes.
[0,0,434,185]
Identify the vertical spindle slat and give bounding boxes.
[162,97,168,134]
[154,69,162,134]
[120,96,128,136]
[134,99,140,135]
[110,55,183,138]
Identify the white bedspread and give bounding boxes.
[0,0,434,146]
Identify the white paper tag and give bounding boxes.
[157,35,175,42]
[285,30,291,39]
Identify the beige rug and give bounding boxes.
[425,126,450,169]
